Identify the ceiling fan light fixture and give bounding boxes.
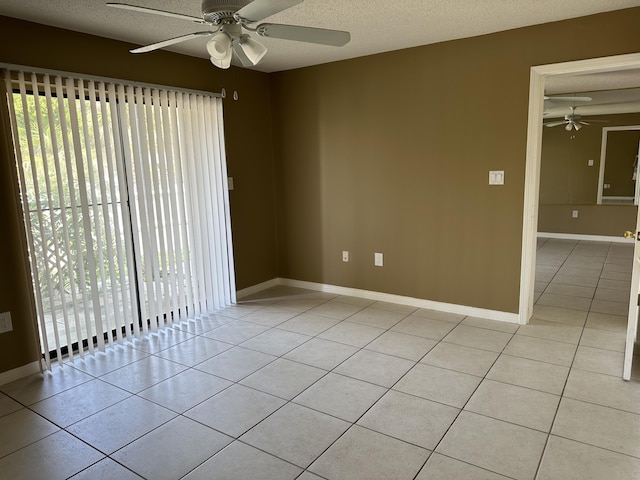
[210,47,232,69]
[207,32,232,60]
[239,35,267,65]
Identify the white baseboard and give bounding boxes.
[236,278,281,299]
[0,360,41,386]
[538,232,633,244]
[240,277,520,325]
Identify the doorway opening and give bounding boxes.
[520,53,640,380]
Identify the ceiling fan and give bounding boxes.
[106,0,351,69]
[543,105,609,131]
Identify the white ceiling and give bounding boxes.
[0,0,638,73]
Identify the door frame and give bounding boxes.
[519,52,640,325]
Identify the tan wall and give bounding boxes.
[0,16,277,374]
[538,204,637,236]
[270,7,640,314]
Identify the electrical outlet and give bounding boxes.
[0,312,12,334]
[342,251,349,262]
[374,252,384,267]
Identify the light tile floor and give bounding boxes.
[1,239,640,479]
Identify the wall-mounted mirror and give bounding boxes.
[597,126,640,205]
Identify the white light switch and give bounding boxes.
[374,252,383,267]
[588,159,594,167]
[572,210,579,218]
[342,251,349,262]
[489,171,505,185]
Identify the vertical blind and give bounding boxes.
[4,68,236,368]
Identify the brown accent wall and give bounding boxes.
[270,7,640,314]
[538,204,637,236]
[0,16,277,374]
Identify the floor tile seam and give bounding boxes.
[350,419,437,452]
[102,410,228,461]
[532,311,591,480]
[139,367,238,414]
[176,437,306,480]
[418,452,519,480]
[481,375,563,397]
[76,456,139,480]
[560,392,640,417]
[547,432,640,461]
[0,425,64,462]
[512,331,581,346]
[0,372,97,407]
[28,386,136,430]
[235,400,355,471]
[461,403,556,435]
[459,321,519,335]
[441,327,515,353]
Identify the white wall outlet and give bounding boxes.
[374,252,384,267]
[489,170,505,185]
[0,311,12,334]
[572,210,579,218]
[604,184,611,189]
[588,159,594,167]
[227,177,234,191]
[342,251,349,262]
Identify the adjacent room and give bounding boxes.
[0,1,639,478]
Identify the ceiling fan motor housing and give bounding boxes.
[201,0,251,23]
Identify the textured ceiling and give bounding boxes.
[0,0,638,73]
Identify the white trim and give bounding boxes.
[597,125,640,205]
[538,232,634,244]
[236,278,280,299]
[520,53,640,326]
[0,360,42,386]
[239,277,519,324]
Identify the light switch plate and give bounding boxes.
[342,251,349,262]
[489,171,505,185]
[227,177,234,191]
[374,252,383,267]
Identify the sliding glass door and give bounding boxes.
[4,69,235,367]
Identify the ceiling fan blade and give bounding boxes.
[544,96,593,102]
[581,119,611,123]
[544,121,567,127]
[236,0,303,23]
[106,2,206,23]
[130,31,215,53]
[257,23,350,46]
